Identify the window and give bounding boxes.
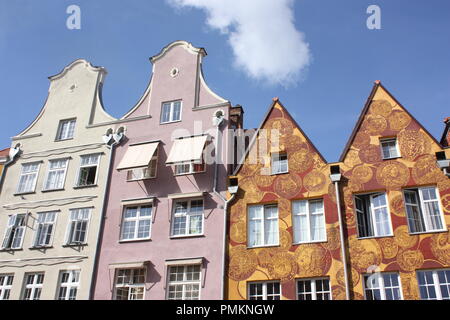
[160,101,182,123]
[363,273,402,300]
[248,282,281,300]
[174,162,205,175]
[120,206,152,241]
[22,273,44,300]
[380,138,400,159]
[271,152,288,174]
[167,265,201,300]
[56,119,76,141]
[33,211,57,247]
[297,278,331,300]
[57,270,80,300]
[417,269,450,300]
[114,268,146,300]
[171,200,203,237]
[16,162,40,194]
[292,199,326,243]
[0,275,13,300]
[404,187,446,234]
[43,159,69,190]
[127,149,158,180]
[66,208,91,245]
[248,204,279,247]
[354,192,392,238]
[76,154,100,187]
[1,214,26,250]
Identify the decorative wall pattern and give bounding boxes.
[340,84,450,300]
[226,101,344,300]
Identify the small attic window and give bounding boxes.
[56,119,76,141]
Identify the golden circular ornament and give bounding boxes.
[441,194,450,213]
[393,225,418,249]
[290,148,314,173]
[389,194,406,217]
[344,149,362,168]
[377,237,399,259]
[397,249,424,272]
[412,155,441,184]
[230,203,246,222]
[370,99,393,118]
[322,226,341,251]
[363,114,387,135]
[336,266,360,287]
[359,144,382,164]
[303,170,327,193]
[266,117,294,137]
[353,131,371,149]
[388,110,411,131]
[351,164,374,184]
[430,233,450,265]
[257,247,282,268]
[253,174,276,189]
[230,221,246,244]
[267,252,298,282]
[398,130,431,161]
[295,244,332,277]
[348,236,382,272]
[277,198,291,219]
[376,161,410,189]
[228,246,258,281]
[274,174,302,199]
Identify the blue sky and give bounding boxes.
[0,0,449,162]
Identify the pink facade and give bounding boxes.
[92,41,237,300]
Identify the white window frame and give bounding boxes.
[296,278,332,300]
[0,274,14,300]
[174,161,206,176]
[354,192,393,239]
[43,158,69,191]
[56,118,76,141]
[417,269,450,300]
[56,270,80,300]
[32,211,57,248]
[160,100,182,124]
[75,153,101,187]
[16,162,41,194]
[22,272,44,300]
[271,152,288,174]
[247,281,281,300]
[292,199,327,244]
[1,214,27,250]
[166,265,202,300]
[380,138,400,159]
[247,204,279,248]
[113,268,146,300]
[120,205,153,241]
[170,199,204,238]
[363,272,403,300]
[404,186,446,234]
[65,208,91,245]
[126,149,158,181]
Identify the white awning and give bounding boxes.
[168,192,205,200]
[117,142,159,171]
[165,135,208,165]
[108,261,148,269]
[165,258,203,266]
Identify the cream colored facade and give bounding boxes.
[0,60,119,300]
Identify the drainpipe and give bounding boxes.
[330,165,350,300]
[212,112,237,300]
[89,132,123,300]
[0,147,20,191]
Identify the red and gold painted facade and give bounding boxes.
[226,100,345,300]
[226,82,450,300]
[340,83,450,299]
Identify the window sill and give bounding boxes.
[247,244,280,249]
[293,240,328,245]
[270,171,289,176]
[408,229,448,236]
[14,191,36,196]
[160,120,182,125]
[126,177,156,182]
[62,243,88,247]
[170,234,205,240]
[29,246,53,250]
[173,171,206,177]
[118,238,152,243]
[382,156,401,160]
[357,234,394,240]
[42,188,65,193]
[54,138,74,142]
[73,184,98,189]
[0,248,23,252]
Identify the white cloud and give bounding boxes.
[167,0,311,86]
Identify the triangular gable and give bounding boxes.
[232,98,327,176]
[339,81,442,162]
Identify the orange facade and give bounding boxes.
[226,82,450,300]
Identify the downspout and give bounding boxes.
[334,180,351,300]
[212,115,235,300]
[89,132,123,300]
[0,147,20,191]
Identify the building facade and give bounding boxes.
[92,41,241,300]
[0,60,118,300]
[226,99,345,300]
[339,81,450,300]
